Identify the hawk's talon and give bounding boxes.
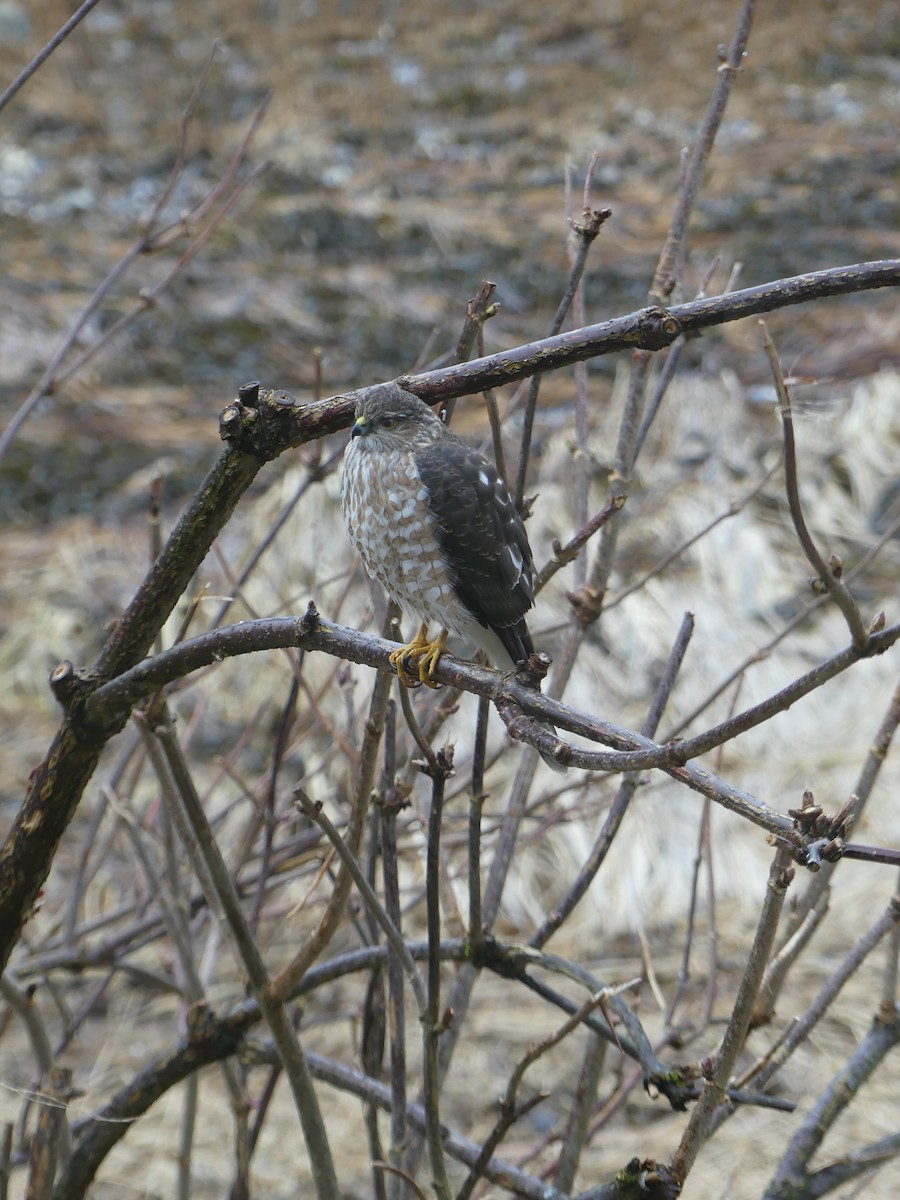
[417,633,447,688]
[389,625,448,689]
[392,651,424,688]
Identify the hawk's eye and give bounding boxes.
[381,416,398,429]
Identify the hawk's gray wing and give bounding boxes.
[414,433,536,663]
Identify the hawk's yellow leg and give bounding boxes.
[389,624,448,689]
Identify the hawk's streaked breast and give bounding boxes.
[342,441,463,629]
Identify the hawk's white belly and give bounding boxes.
[342,442,471,633]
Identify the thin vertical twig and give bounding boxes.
[883,877,900,1020]
[761,321,869,648]
[378,706,410,1200]
[250,675,300,928]
[362,963,388,1200]
[554,1031,606,1192]
[468,695,489,951]
[570,152,603,588]
[24,1067,71,1200]
[423,755,454,1200]
[571,0,759,637]
[177,1074,198,1200]
[362,762,388,1200]
[0,1122,13,1200]
[668,669,738,1031]
[514,162,610,510]
[650,0,757,303]
[668,846,794,1187]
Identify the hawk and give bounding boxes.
[341,383,563,768]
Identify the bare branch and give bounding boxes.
[668,846,795,1188]
[0,0,104,114]
[764,1011,900,1199]
[762,322,870,650]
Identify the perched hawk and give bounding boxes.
[341,384,563,768]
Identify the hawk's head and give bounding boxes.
[349,385,445,451]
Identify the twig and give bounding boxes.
[0,0,103,114]
[60,733,140,945]
[762,321,870,649]
[374,1162,428,1200]
[534,497,623,595]
[514,161,611,509]
[883,875,900,1020]
[752,889,831,1029]
[250,675,300,928]
[376,709,410,1200]
[362,955,388,1200]
[760,603,899,960]
[0,93,268,462]
[668,845,794,1188]
[531,612,694,949]
[605,459,781,612]
[177,1072,198,1200]
[730,898,900,1106]
[570,153,605,589]
[650,0,757,303]
[764,1011,900,1199]
[554,1030,606,1193]
[25,1067,71,1200]
[422,753,455,1200]
[671,502,900,738]
[294,791,427,1016]
[397,682,441,775]
[454,280,499,367]
[147,715,340,1200]
[1,1122,13,1200]
[468,696,489,951]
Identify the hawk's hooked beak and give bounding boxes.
[350,416,368,439]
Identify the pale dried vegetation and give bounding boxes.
[1,2,899,1199]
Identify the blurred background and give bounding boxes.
[1,0,898,514]
[1,2,899,1196]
